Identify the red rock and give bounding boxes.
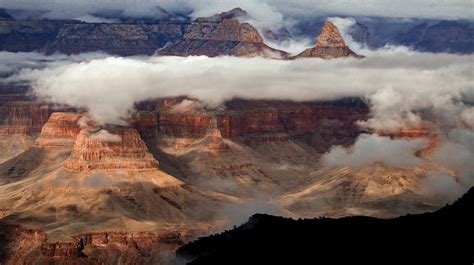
[159,8,287,58]
[294,21,362,59]
[0,222,207,264]
[157,99,368,148]
[316,21,347,48]
[34,112,82,147]
[0,101,52,135]
[63,127,159,172]
[377,125,439,152]
[204,118,230,152]
[131,111,158,140]
[159,112,213,139]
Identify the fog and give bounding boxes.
[321,134,427,168]
[5,52,472,127]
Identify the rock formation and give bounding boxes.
[159,8,288,58]
[295,21,362,59]
[64,127,159,172]
[157,99,368,148]
[0,101,52,135]
[203,118,230,152]
[44,22,187,56]
[0,221,207,264]
[131,111,159,140]
[34,112,82,147]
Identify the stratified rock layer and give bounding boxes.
[35,112,82,147]
[295,21,362,59]
[64,127,159,172]
[159,8,288,58]
[0,101,52,135]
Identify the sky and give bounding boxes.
[1,0,473,22]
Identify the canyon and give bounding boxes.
[159,8,288,58]
[294,21,362,59]
[0,5,472,265]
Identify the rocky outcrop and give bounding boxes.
[45,22,187,56]
[0,101,52,135]
[159,112,213,139]
[34,112,82,147]
[158,99,368,142]
[63,127,159,172]
[295,21,362,59]
[159,8,288,58]
[203,118,230,152]
[0,221,205,265]
[131,111,159,140]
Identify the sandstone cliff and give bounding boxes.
[159,8,288,58]
[0,101,52,135]
[34,112,82,147]
[63,127,159,172]
[295,21,362,59]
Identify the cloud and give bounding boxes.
[1,0,473,22]
[5,51,472,126]
[0,51,110,76]
[89,129,122,142]
[421,128,474,199]
[461,107,474,129]
[434,129,474,186]
[321,134,427,168]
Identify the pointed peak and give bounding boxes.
[221,7,247,19]
[316,21,346,48]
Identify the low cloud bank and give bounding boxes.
[321,134,427,168]
[5,52,472,127]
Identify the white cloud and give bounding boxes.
[321,134,427,168]
[89,129,122,142]
[5,51,473,126]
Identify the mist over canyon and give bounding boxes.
[0,1,473,264]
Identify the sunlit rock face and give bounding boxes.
[159,8,288,58]
[295,21,362,59]
[63,127,159,172]
[154,98,368,152]
[34,112,82,147]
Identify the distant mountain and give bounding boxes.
[1,7,473,55]
[159,8,288,58]
[293,21,362,59]
[293,17,474,54]
[174,187,474,265]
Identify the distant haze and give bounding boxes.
[1,0,473,25]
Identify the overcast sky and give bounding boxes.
[1,0,473,21]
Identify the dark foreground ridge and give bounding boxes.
[175,187,474,265]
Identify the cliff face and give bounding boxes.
[0,101,52,135]
[159,8,288,58]
[157,99,368,147]
[34,112,82,147]
[0,221,204,265]
[0,20,63,52]
[0,18,188,55]
[295,21,362,59]
[44,22,187,56]
[63,127,160,172]
[132,111,159,140]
